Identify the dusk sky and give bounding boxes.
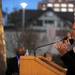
[2,0,41,13]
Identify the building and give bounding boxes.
[4,8,74,56]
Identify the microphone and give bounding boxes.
[63,36,74,45]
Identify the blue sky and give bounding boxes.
[2,0,41,13]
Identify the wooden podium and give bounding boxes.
[20,56,67,75]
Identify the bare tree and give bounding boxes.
[17,29,39,56]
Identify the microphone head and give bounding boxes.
[63,36,74,45]
[69,39,74,45]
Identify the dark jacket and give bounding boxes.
[61,50,75,75]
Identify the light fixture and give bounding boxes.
[20,2,28,9]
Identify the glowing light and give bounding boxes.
[20,2,28,9]
[54,8,60,12]
[61,3,67,7]
[54,3,60,7]
[61,8,67,12]
[47,3,53,7]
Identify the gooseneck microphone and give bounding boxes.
[34,35,74,50]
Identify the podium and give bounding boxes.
[20,56,67,75]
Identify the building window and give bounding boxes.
[45,20,54,24]
[54,7,60,12]
[33,20,43,26]
[61,8,67,12]
[37,20,43,26]
[57,22,61,27]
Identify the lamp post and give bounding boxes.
[20,2,28,31]
[20,2,28,48]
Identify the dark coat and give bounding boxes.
[61,50,75,75]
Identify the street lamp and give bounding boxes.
[20,2,28,48]
[20,2,28,31]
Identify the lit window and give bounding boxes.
[68,4,74,8]
[47,3,53,7]
[61,8,67,12]
[54,3,60,7]
[54,8,60,12]
[42,4,46,7]
[42,8,46,11]
[68,8,74,12]
[42,4,46,11]
[61,3,67,7]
